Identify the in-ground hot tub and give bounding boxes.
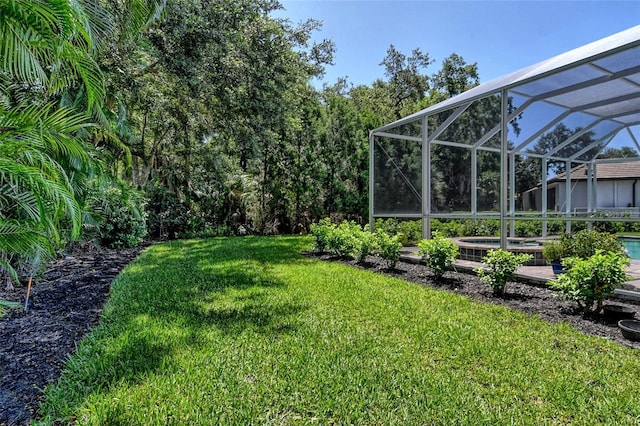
[452,237,549,266]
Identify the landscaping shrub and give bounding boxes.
[514,220,541,237]
[374,218,421,245]
[543,229,625,264]
[374,218,399,237]
[461,219,500,237]
[593,215,625,234]
[324,221,377,262]
[475,249,532,296]
[376,231,403,269]
[397,220,422,245]
[547,220,565,235]
[310,218,334,252]
[549,250,629,315]
[327,221,360,257]
[418,231,459,279]
[625,221,640,233]
[431,219,464,237]
[350,227,378,263]
[569,229,624,259]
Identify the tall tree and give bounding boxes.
[529,123,597,174]
[379,45,432,119]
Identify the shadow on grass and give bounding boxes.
[40,236,312,419]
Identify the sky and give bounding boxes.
[272,1,640,88]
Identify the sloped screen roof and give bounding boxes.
[370,25,640,239]
[376,25,640,140]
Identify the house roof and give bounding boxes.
[550,160,640,182]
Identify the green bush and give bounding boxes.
[625,221,640,233]
[514,220,541,237]
[145,182,190,240]
[549,251,629,315]
[376,231,403,269]
[397,220,422,245]
[431,219,463,237]
[593,215,625,234]
[547,220,565,235]
[542,229,624,263]
[541,238,567,263]
[373,218,421,245]
[324,220,377,262]
[570,229,624,259]
[351,227,378,263]
[475,249,532,296]
[461,219,500,237]
[327,221,360,258]
[374,218,399,237]
[310,218,334,252]
[87,184,147,249]
[418,231,459,279]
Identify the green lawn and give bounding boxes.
[39,236,640,425]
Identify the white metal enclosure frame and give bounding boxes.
[370,25,640,248]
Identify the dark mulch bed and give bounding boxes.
[305,252,640,351]
[0,244,146,426]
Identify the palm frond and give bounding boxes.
[118,0,166,46]
[0,0,55,85]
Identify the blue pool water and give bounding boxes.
[620,238,640,260]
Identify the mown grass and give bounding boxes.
[38,236,640,425]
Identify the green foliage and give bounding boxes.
[0,104,90,285]
[374,218,399,236]
[593,213,626,234]
[87,183,147,248]
[0,0,164,284]
[374,219,422,245]
[325,221,376,262]
[541,239,567,262]
[327,221,357,257]
[144,183,191,240]
[375,231,403,269]
[543,230,624,262]
[0,299,20,317]
[397,220,422,245]
[475,249,532,296]
[461,219,500,237]
[310,218,334,252]
[549,251,629,315]
[351,227,378,263]
[431,219,463,237]
[317,220,377,263]
[514,220,541,237]
[571,230,624,258]
[418,232,459,279]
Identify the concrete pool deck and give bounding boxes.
[400,247,640,300]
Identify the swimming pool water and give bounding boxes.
[620,238,640,260]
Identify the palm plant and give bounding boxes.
[0,0,165,296]
[0,0,166,316]
[0,0,107,111]
[0,103,93,286]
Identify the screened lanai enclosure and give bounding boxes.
[370,25,640,248]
